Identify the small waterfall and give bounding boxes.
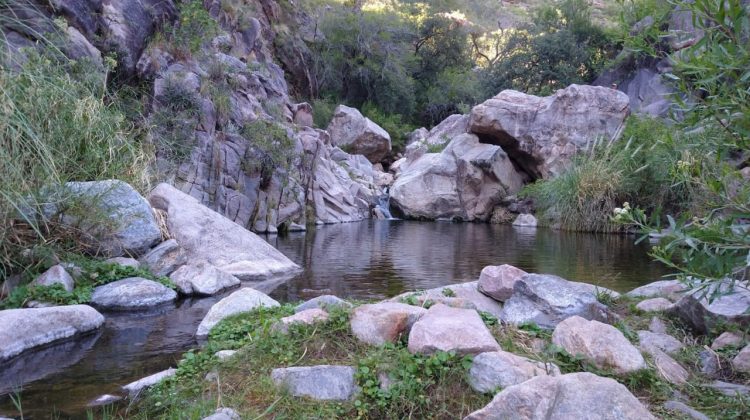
[375,188,395,220]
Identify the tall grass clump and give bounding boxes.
[522,117,694,232]
[0,50,149,278]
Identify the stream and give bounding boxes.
[0,220,667,418]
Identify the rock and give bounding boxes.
[708,381,750,397]
[61,180,161,257]
[148,183,299,279]
[670,283,750,333]
[351,303,427,345]
[271,365,358,400]
[0,305,104,361]
[644,346,689,385]
[649,317,668,334]
[91,278,176,310]
[393,281,504,318]
[512,214,537,227]
[408,304,500,356]
[139,239,187,277]
[274,308,329,334]
[169,262,240,296]
[31,265,74,292]
[293,102,313,127]
[326,105,391,163]
[295,295,352,313]
[552,316,646,374]
[390,133,525,221]
[122,368,176,396]
[664,401,710,420]
[636,297,674,312]
[627,279,687,300]
[500,274,612,329]
[87,394,122,407]
[464,372,656,420]
[196,288,280,338]
[699,349,721,378]
[468,85,630,179]
[637,330,684,355]
[477,264,528,302]
[215,350,237,361]
[203,408,241,420]
[732,345,750,373]
[104,257,141,268]
[468,351,561,393]
[711,331,744,350]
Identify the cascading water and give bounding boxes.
[375,187,395,219]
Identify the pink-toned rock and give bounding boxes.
[477,264,527,302]
[636,297,674,312]
[644,346,689,385]
[274,308,329,334]
[408,304,500,356]
[732,345,750,373]
[350,302,427,345]
[711,332,744,350]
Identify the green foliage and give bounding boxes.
[241,119,295,182]
[311,97,338,128]
[360,102,416,152]
[479,311,498,327]
[441,287,455,297]
[150,74,201,165]
[157,0,219,58]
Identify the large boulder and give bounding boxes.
[169,262,240,296]
[0,305,104,361]
[500,274,612,329]
[477,264,528,302]
[392,281,503,318]
[139,239,187,277]
[196,288,279,338]
[669,283,750,334]
[464,372,656,420]
[148,183,299,279]
[326,105,391,163]
[90,277,177,310]
[626,279,687,301]
[468,351,560,393]
[468,85,629,179]
[31,265,75,292]
[350,302,427,345]
[552,316,646,374]
[390,134,525,221]
[408,304,500,356]
[271,365,358,400]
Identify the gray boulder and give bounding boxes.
[637,330,684,355]
[0,305,104,361]
[636,297,674,312]
[295,295,352,313]
[468,351,560,393]
[464,372,656,420]
[664,401,710,420]
[392,281,503,318]
[104,257,141,268]
[91,277,176,310]
[477,264,528,302]
[271,365,358,400]
[31,265,74,292]
[732,344,750,373]
[169,262,240,296]
[350,302,426,345]
[708,381,750,397]
[627,279,687,300]
[711,331,744,350]
[196,288,279,338]
[148,183,299,279]
[202,408,241,420]
[327,105,391,163]
[408,304,500,356]
[139,239,188,277]
[669,283,750,333]
[122,368,176,396]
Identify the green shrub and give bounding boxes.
[361,102,416,152]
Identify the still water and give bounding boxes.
[0,220,667,418]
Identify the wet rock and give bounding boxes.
[711,331,744,350]
[464,372,656,420]
[327,105,391,163]
[392,281,503,318]
[0,305,104,361]
[197,288,280,338]
[501,274,612,329]
[215,350,237,361]
[670,283,750,333]
[271,365,358,400]
[408,304,500,356]
[104,257,141,268]
[626,279,687,301]
[636,297,674,312]
[664,400,710,420]
[552,316,646,374]
[351,302,426,345]
[122,368,177,396]
[87,394,122,407]
[649,317,668,334]
[149,183,299,279]
[91,277,176,310]
[295,295,352,313]
[477,264,528,302]
[274,308,329,334]
[203,408,241,420]
[637,330,684,355]
[169,262,240,296]
[512,214,537,227]
[468,351,561,393]
[708,380,750,397]
[31,264,74,292]
[139,239,187,277]
[732,345,750,373]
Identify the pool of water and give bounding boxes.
[0,220,667,418]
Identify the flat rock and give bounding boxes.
[392,281,503,317]
[627,279,687,300]
[670,283,750,333]
[122,368,176,396]
[464,372,656,420]
[500,274,612,329]
[408,304,500,356]
[0,305,104,361]
[664,400,710,420]
[295,295,352,313]
[645,347,689,385]
[271,365,358,400]
[477,264,527,302]
[169,262,240,296]
[274,308,329,334]
[637,330,684,355]
[214,350,237,361]
[31,265,74,292]
[468,350,561,393]
[636,297,674,312]
[732,344,750,373]
[552,316,646,374]
[202,408,240,420]
[196,288,279,338]
[649,317,668,334]
[708,380,750,397]
[351,302,426,345]
[148,183,299,279]
[91,277,176,310]
[104,257,141,268]
[711,331,744,350]
[139,239,187,277]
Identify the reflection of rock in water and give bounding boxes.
[0,330,101,395]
